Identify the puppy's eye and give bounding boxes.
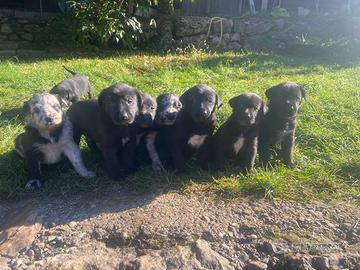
[150,106,155,110]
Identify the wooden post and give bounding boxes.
[261,0,268,11]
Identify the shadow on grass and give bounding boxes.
[0,107,23,126]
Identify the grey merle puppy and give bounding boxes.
[15,93,95,190]
[258,82,306,167]
[50,66,93,107]
[140,93,182,172]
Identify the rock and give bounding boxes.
[21,33,33,41]
[0,35,7,41]
[27,249,35,257]
[233,21,248,33]
[202,230,216,242]
[211,18,233,34]
[174,16,210,37]
[231,33,241,42]
[68,221,77,228]
[1,24,12,34]
[0,202,42,258]
[246,21,273,35]
[192,239,234,270]
[312,256,330,270]
[273,19,285,30]
[202,215,211,222]
[0,256,11,270]
[8,34,19,41]
[249,234,258,240]
[177,34,207,47]
[227,42,241,51]
[263,241,277,254]
[274,254,315,270]
[23,25,34,32]
[244,261,267,270]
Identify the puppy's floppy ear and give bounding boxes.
[179,89,192,108]
[228,96,241,109]
[259,101,267,117]
[265,85,280,100]
[300,85,307,101]
[23,101,31,114]
[55,94,68,108]
[215,92,222,108]
[137,91,144,109]
[98,88,110,109]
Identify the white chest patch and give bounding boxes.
[34,118,74,165]
[188,135,208,149]
[233,137,245,154]
[122,137,130,146]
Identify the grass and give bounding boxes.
[0,44,360,201]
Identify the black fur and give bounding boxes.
[67,83,142,180]
[50,66,93,106]
[258,82,306,167]
[170,85,222,173]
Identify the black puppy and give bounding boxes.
[136,93,157,129]
[170,85,222,173]
[67,83,142,180]
[50,66,93,107]
[208,93,265,172]
[258,82,306,167]
[139,93,182,172]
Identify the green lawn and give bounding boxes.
[0,46,360,200]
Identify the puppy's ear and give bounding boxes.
[265,85,280,100]
[55,94,68,108]
[179,89,191,108]
[98,89,109,109]
[23,101,31,115]
[137,92,143,109]
[215,93,222,108]
[259,101,267,117]
[300,85,307,101]
[228,96,241,109]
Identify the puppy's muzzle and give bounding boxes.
[139,114,154,128]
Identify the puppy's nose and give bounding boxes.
[119,112,129,121]
[200,109,209,118]
[45,117,53,124]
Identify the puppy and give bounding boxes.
[50,66,93,107]
[207,93,265,172]
[14,93,95,190]
[67,83,142,180]
[170,85,222,173]
[258,82,306,167]
[136,93,157,129]
[141,93,182,172]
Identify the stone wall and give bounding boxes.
[0,9,52,44]
[152,16,359,51]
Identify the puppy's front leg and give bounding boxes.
[64,143,95,178]
[146,132,164,172]
[281,132,295,167]
[100,146,124,180]
[122,136,137,174]
[172,143,186,174]
[242,137,258,172]
[25,149,43,190]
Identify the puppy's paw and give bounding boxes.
[152,161,164,172]
[25,179,42,191]
[82,170,96,178]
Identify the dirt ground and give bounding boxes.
[0,187,359,270]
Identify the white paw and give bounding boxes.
[25,179,42,190]
[152,161,164,172]
[82,170,96,178]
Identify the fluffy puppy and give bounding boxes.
[170,85,222,173]
[67,83,142,180]
[50,66,93,107]
[208,93,265,172]
[141,93,182,172]
[258,82,306,167]
[14,93,95,190]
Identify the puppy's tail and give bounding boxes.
[63,65,77,76]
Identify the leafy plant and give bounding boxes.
[271,7,290,18]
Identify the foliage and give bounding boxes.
[271,7,290,18]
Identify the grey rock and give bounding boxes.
[312,256,330,270]
[1,24,12,34]
[0,256,11,270]
[21,33,33,41]
[233,20,248,33]
[231,33,241,42]
[23,25,34,32]
[68,221,77,228]
[211,18,233,34]
[263,241,277,254]
[192,239,234,270]
[174,16,210,37]
[0,35,7,41]
[8,34,19,41]
[227,42,242,51]
[202,230,216,242]
[273,19,285,30]
[244,261,267,270]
